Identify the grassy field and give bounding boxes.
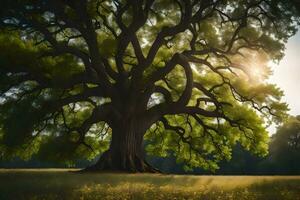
[0,169,300,200]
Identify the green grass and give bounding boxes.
[0,169,300,200]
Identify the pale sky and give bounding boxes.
[268,31,300,133]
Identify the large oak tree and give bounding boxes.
[0,0,299,172]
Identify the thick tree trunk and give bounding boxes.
[83,118,160,173]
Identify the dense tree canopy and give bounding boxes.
[0,0,299,172]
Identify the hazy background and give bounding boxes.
[269,31,300,133]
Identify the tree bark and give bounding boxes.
[83,118,160,173]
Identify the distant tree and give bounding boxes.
[213,143,262,174]
[148,143,264,174]
[0,0,299,172]
[268,116,300,174]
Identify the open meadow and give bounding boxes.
[0,169,300,200]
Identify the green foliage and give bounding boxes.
[0,31,84,85]
[97,36,117,58]
[0,31,102,163]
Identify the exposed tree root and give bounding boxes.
[79,151,161,173]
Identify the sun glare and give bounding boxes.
[232,50,271,83]
[248,61,267,82]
